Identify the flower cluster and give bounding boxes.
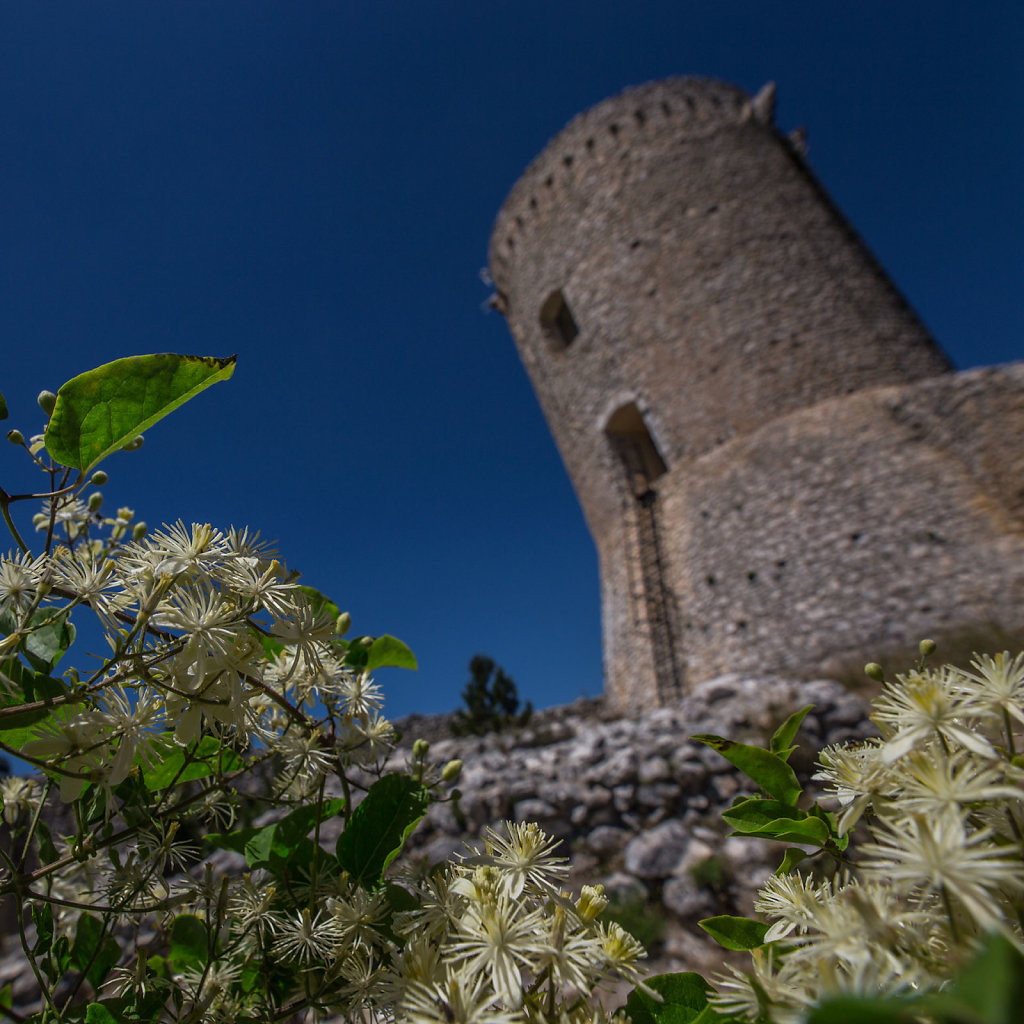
[191,821,643,1024]
[5,515,390,803]
[0,355,646,1024]
[711,651,1024,1023]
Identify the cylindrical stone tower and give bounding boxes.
[489,77,1023,713]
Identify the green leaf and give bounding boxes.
[169,914,208,974]
[805,994,923,1024]
[337,773,429,888]
[244,799,345,870]
[720,794,831,843]
[31,902,54,957]
[775,847,809,875]
[731,816,830,847]
[0,607,76,673]
[722,798,806,833]
[23,610,75,672]
[70,914,121,992]
[297,585,341,622]
[44,353,236,473]
[142,735,243,790]
[692,734,803,806]
[256,627,285,660]
[934,931,1024,1024]
[83,1006,120,1024]
[366,635,418,672]
[697,915,769,951]
[0,670,75,750]
[808,802,849,849]
[624,972,726,1024]
[44,934,71,984]
[35,820,59,865]
[0,391,7,420]
[770,705,813,761]
[208,799,345,875]
[384,882,421,916]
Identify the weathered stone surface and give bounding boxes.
[586,825,633,857]
[662,875,717,919]
[624,820,692,879]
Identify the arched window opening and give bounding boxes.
[605,402,668,497]
[539,289,579,352]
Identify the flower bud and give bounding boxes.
[577,884,609,922]
[864,662,885,683]
[133,521,148,540]
[6,429,24,446]
[117,507,134,521]
[918,638,936,658]
[90,470,108,485]
[412,738,430,759]
[36,391,57,416]
[441,759,462,783]
[335,611,352,636]
[88,492,103,513]
[122,435,144,452]
[32,512,48,529]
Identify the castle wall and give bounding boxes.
[489,77,1022,713]
[599,365,1024,710]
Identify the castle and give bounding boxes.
[488,77,1024,714]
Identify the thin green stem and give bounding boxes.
[19,778,55,872]
[16,898,59,1021]
[0,497,29,554]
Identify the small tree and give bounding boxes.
[451,654,532,736]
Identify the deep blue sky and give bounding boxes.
[3,3,1021,719]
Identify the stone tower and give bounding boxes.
[489,77,1024,714]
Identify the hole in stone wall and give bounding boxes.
[605,401,668,498]
[634,109,646,125]
[539,290,579,353]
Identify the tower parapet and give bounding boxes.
[490,77,1024,712]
